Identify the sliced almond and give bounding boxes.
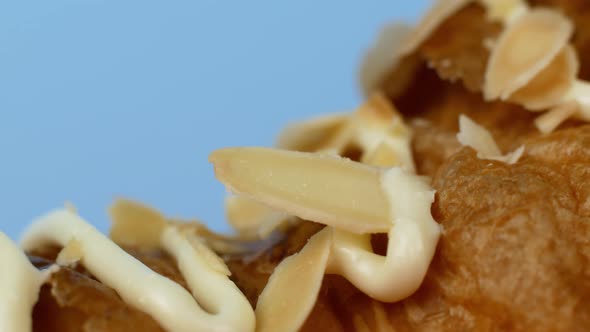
[56,239,83,267]
[509,46,578,110]
[484,8,573,100]
[225,195,289,238]
[480,0,528,23]
[110,200,250,253]
[362,142,400,168]
[209,147,391,234]
[565,81,590,121]
[499,145,525,165]
[534,101,579,134]
[356,92,398,127]
[457,114,502,157]
[109,199,167,248]
[276,113,349,152]
[398,0,473,57]
[359,23,413,96]
[457,115,523,164]
[255,228,332,332]
[320,95,415,171]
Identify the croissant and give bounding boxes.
[2,0,590,331]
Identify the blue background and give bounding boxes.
[0,1,430,239]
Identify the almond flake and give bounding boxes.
[225,196,290,238]
[255,228,332,332]
[457,114,524,164]
[317,95,415,171]
[480,0,528,24]
[398,0,472,57]
[276,113,349,152]
[484,8,573,100]
[209,147,392,234]
[109,199,168,248]
[509,46,578,110]
[534,101,579,133]
[359,23,414,96]
[55,239,83,267]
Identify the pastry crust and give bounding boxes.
[15,0,590,331]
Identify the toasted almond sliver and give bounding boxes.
[457,115,502,158]
[480,0,528,23]
[318,95,415,171]
[362,142,400,168]
[56,239,83,267]
[255,228,332,332]
[276,113,349,152]
[225,195,288,238]
[534,101,579,134]
[398,0,472,57]
[359,23,413,96]
[457,115,524,164]
[565,81,590,121]
[109,199,167,248]
[509,46,578,110]
[209,147,391,234]
[357,92,398,125]
[110,199,254,254]
[484,8,573,100]
[498,145,525,165]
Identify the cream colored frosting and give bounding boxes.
[0,232,49,332]
[21,209,255,332]
[327,167,440,302]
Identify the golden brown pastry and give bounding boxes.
[2,0,590,331]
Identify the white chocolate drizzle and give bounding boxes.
[0,232,51,332]
[327,167,440,302]
[21,209,255,332]
[211,96,441,330]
